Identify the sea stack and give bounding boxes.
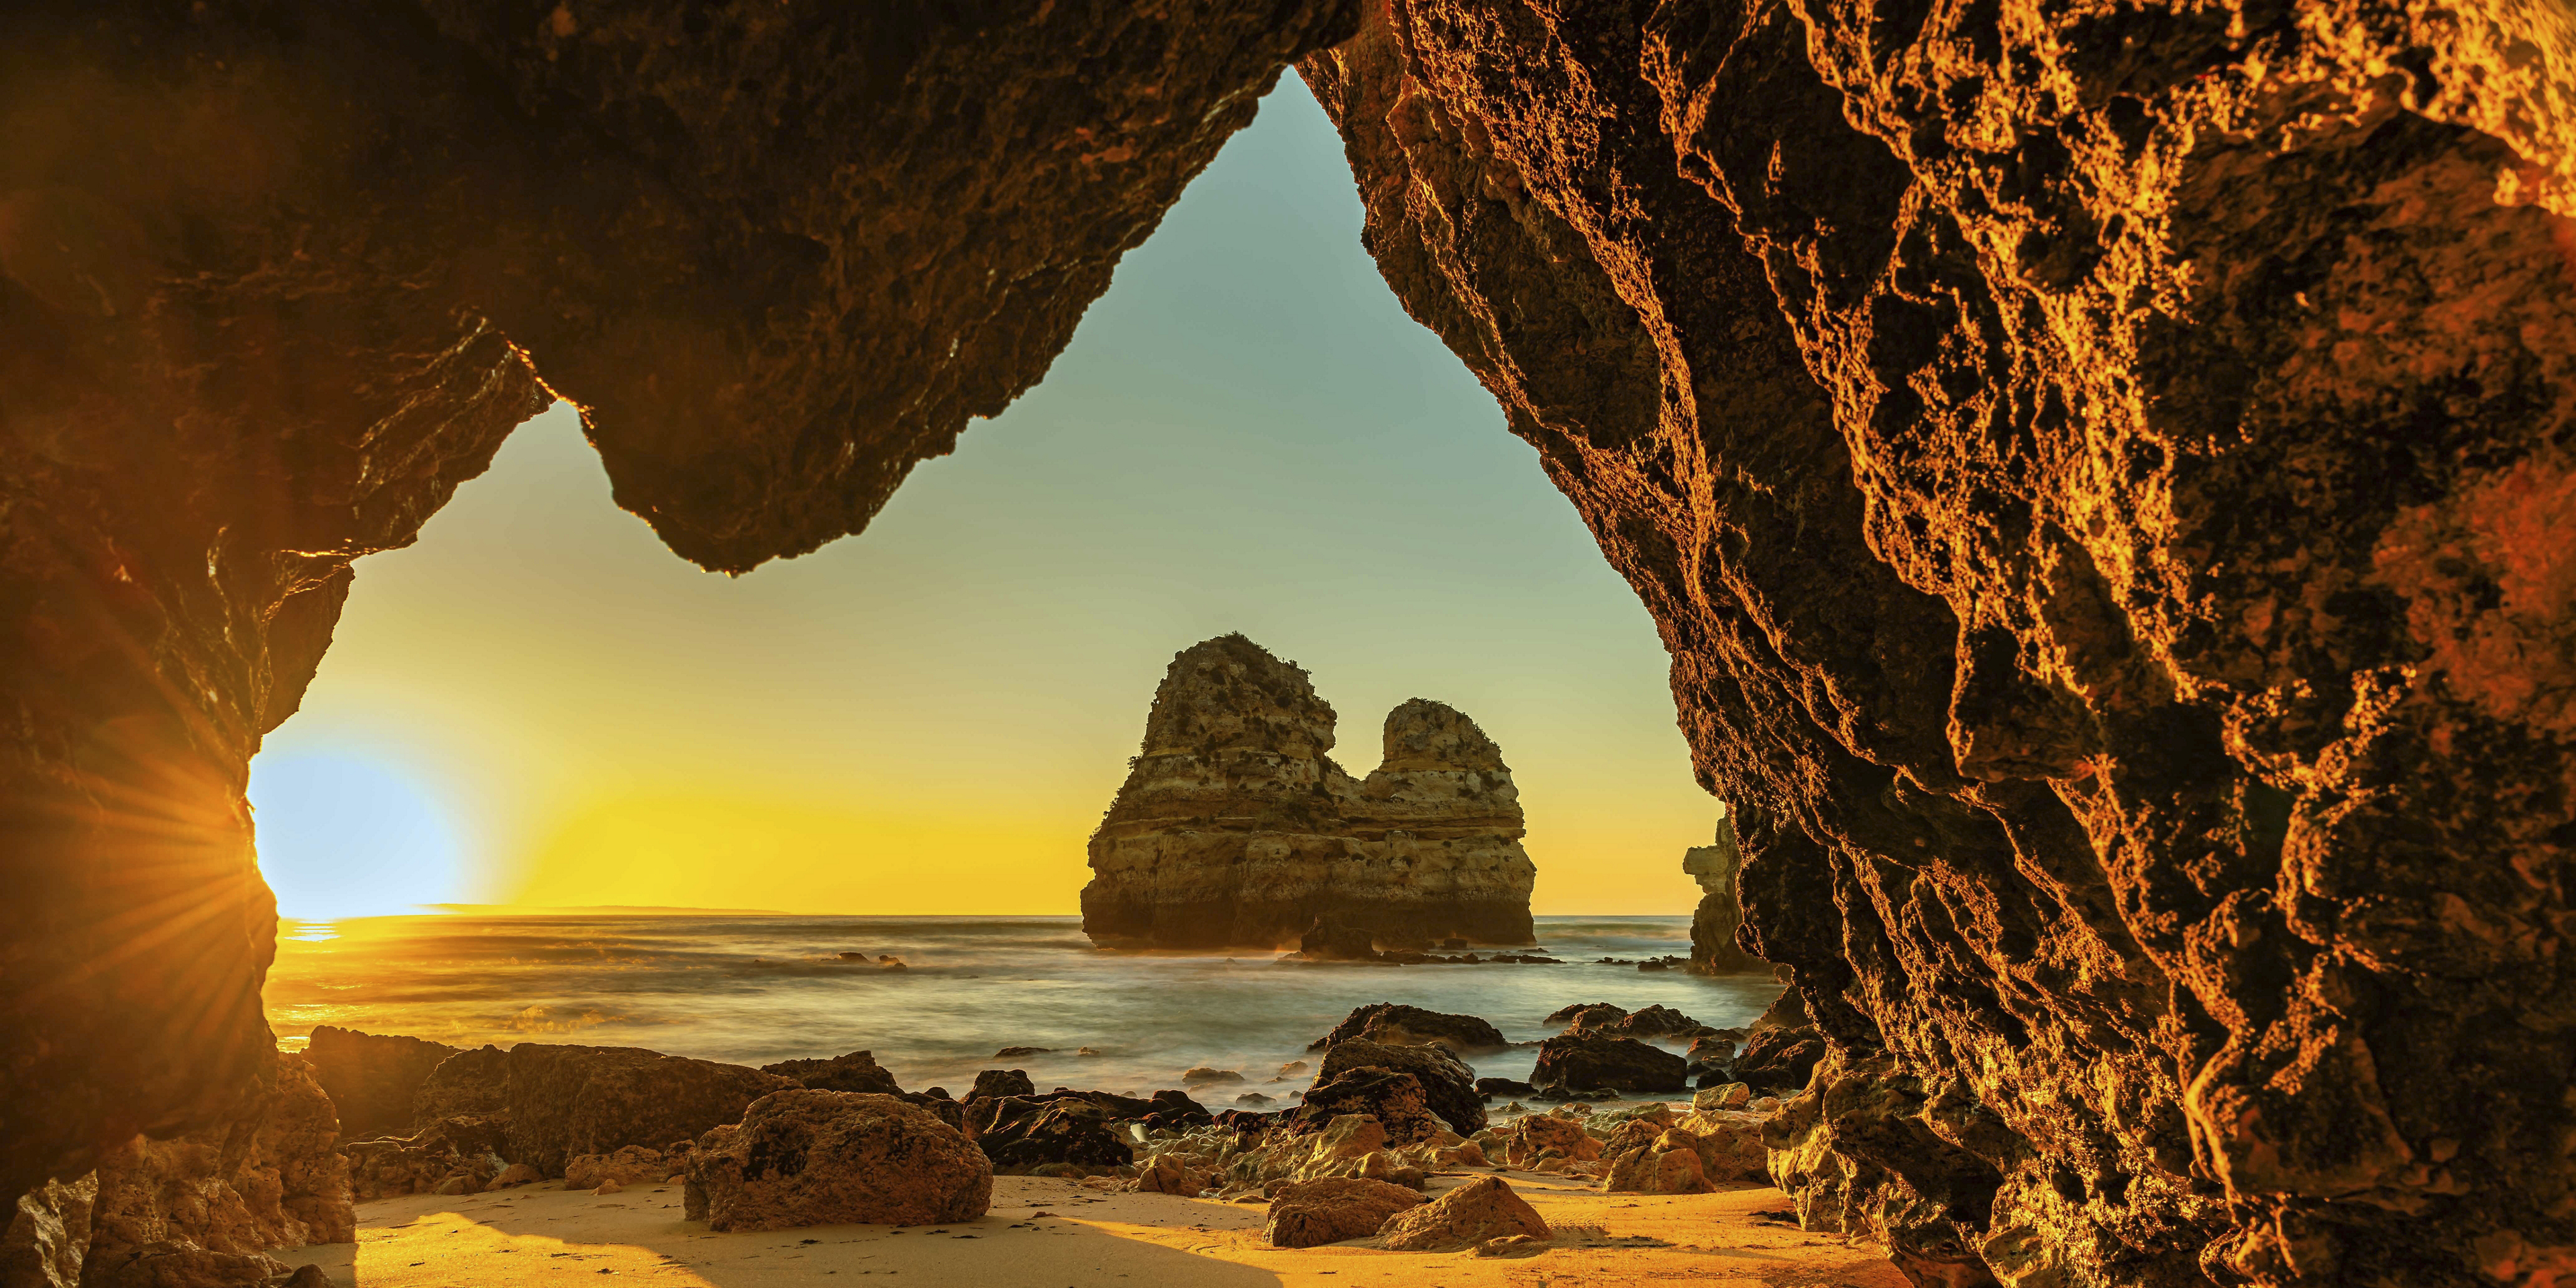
[1682,806,1765,974]
[1081,635,1536,950]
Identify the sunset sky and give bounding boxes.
[246,83,1721,920]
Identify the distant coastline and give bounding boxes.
[414,902,796,917]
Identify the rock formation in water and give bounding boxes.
[1081,635,1537,949]
[1683,808,1767,975]
[1,1,2569,1284]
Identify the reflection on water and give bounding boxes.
[264,914,1780,1095]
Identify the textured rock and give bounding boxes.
[1264,1177,1426,1248]
[1730,1027,1829,1095]
[972,1099,1134,1175]
[1309,1004,1509,1053]
[1529,1035,1690,1095]
[564,1146,686,1191]
[1300,0,2576,1281]
[411,1047,510,1125]
[1289,1071,1444,1146]
[1682,808,1766,974]
[1491,1116,1602,1171]
[1081,636,1537,948]
[300,1028,462,1144]
[759,1051,902,1097]
[0,1175,95,1288]
[1314,1040,1487,1138]
[968,1070,1036,1101]
[500,1045,793,1178]
[686,1091,991,1232]
[0,0,1360,1204]
[81,1055,352,1281]
[1376,1175,1550,1252]
[340,1116,511,1202]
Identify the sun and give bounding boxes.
[246,748,469,920]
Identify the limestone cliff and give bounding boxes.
[1684,807,1766,975]
[1081,636,1536,949]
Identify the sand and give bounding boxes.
[278,1169,1908,1287]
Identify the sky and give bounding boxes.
[246,82,1722,920]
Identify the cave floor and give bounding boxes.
[278,1172,1906,1286]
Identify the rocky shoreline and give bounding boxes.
[3,991,1838,1285]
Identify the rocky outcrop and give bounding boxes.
[0,0,1360,1208]
[411,1047,509,1124]
[686,1091,991,1232]
[967,1099,1133,1175]
[1265,1177,1426,1248]
[1289,1071,1444,1146]
[1081,636,1536,949]
[300,1028,461,1144]
[759,1051,902,1097]
[1308,1004,1508,1053]
[341,1117,511,1202]
[1529,1036,1689,1095]
[1313,1040,1487,1137]
[1376,1175,1550,1252]
[499,1045,794,1178]
[1299,1,2576,1282]
[1682,808,1766,974]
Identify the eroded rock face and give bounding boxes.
[500,1044,794,1179]
[686,1091,991,1232]
[301,1028,461,1144]
[1682,808,1766,974]
[1082,635,1537,948]
[0,0,1359,1205]
[1300,1,2575,1283]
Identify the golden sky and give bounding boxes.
[247,85,1721,920]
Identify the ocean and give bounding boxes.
[264,914,1781,1102]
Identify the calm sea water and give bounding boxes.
[265,914,1780,1101]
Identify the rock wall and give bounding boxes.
[0,0,1359,1205]
[0,1053,352,1288]
[1082,635,1536,948]
[1299,2,2575,1285]
[1684,806,1766,975]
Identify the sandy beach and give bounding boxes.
[278,1170,1906,1287]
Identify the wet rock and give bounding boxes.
[502,1045,795,1177]
[1376,1176,1549,1252]
[1529,1035,1688,1095]
[1236,1093,1274,1106]
[1729,1027,1826,1095]
[300,1028,462,1144]
[1542,1003,1626,1030]
[1315,1040,1486,1137]
[1684,1037,1738,1073]
[993,1047,1055,1060]
[1081,637,1537,949]
[1474,1078,1535,1099]
[973,1100,1133,1174]
[1288,1071,1442,1146]
[760,1051,904,1097]
[1595,1006,1713,1040]
[1179,1068,1243,1087]
[686,1091,991,1231]
[969,1070,1035,1100]
[1306,1004,1507,1053]
[1263,1177,1424,1248]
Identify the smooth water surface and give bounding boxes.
[266,914,1780,1100]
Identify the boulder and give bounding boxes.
[411,1046,511,1124]
[1289,1070,1442,1146]
[564,1144,687,1190]
[1685,1036,1737,1071]
[1130,1154,1211,1196]
[1491,1115,1601,1169]
[993,1046,1055,1059]
[1474,1077,1534,1099]
[1298,922,1379,961]
[1376,1175,1550,1251]
[1315,1040,1485,1136]
[1729,1026,1826,1093]
[1263,1178,1425,1248]
[301,1026,462,1143]
[968,1069,1034,1099]
[1306,1004,1507,1053]
[502,1044,796,1177]
[1599,1005,1711,1038]
[342,1116,512,1201]
[1601,1117,1769,1193]
[759,1051,903,1096]
[973,1099,1133,1173]
[84,1054,354,1275]
[686,1091,991,1231]
[1542,1002,1625,1027]
[1179,1068,1242,1086]
[1529,1034,1687,1094]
